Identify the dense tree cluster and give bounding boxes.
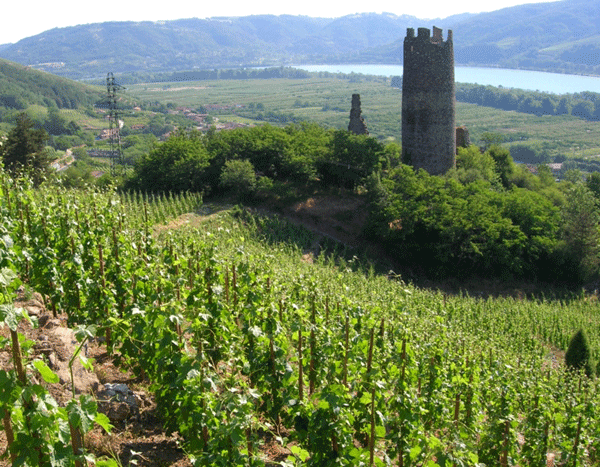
[366,144,600,283]
[365,163,561,280]
[126,123,387,194]
[456,83,600,121]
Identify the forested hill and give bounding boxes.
[454,0,600,74]
[0,15,421,79]
[338,0,600,75]
[0,58,100,110]
[2,0,599,79]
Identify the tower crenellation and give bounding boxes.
[402,26,456,175]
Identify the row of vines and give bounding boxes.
[1,172,600,465]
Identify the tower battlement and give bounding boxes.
[402,26,456,175]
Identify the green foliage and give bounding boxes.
[366,160,563,279]
[0,203,110,465]
[456,83,600,122]
[507,142,553,165]
[128,122,388,195]
[486,145,516,188]
[128,129,211,192]
[317,130,384,188]
[586,171,600,200]
[479,132,504,150]
[451,145,500,186]
[220,159,257,198]
[565,329,593,377]
[1,113,50,186]
[560,183,600,282]
[0,58,98,109]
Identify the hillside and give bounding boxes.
[0,14,424,79]
[0,57,100,110]
[452,0,600,73]
[1,181,600,466]
[2,1,600,79]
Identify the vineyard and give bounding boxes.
[1,172,600,466]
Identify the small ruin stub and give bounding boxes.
[456,126,471,152]
[402,26,456,175]
[348,94,369,135]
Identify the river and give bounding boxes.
[293,64,600,95]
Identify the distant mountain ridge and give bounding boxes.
[1,0,598,79]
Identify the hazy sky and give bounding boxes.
[2,0,561,45]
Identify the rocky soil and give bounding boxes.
[0,291,192,467]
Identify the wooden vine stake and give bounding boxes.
[2,327,26,464]
[501,420,510,467]
[2,409,16,463]
[465,358,473,426]
[400,338,407,391]
[246,426,253,460]
[278,299,284,322]
[11,327,42,463]
[454,393,461,429]
[69,421,84,467]
[369,385,376,467]
[232,264,238,309]
[309,299,317,396]
[343,314,349,387]
[572,415,582,464]
[11,329,26,386]
[367,327,374,381]
[98,244,111,348]
[224,269,229,304]
[298,328,304,401]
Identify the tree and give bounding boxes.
[44,105,69,135]
[486,145,516,188]
[1,113,50,186]
[318,130,384,188]
[479,132,504,151]
[556,97,572,116]
[453,145,499,186]
[220,159,256,199]
[586,171,600,200]
[560,183,600,282]
[572,101,594,120]
[565,329,593,377]
[128,129,210,192]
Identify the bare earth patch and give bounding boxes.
[289,195,367,248]
[0,293,192,467]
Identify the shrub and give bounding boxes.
[220,159,256,199]
[565,329,593,377]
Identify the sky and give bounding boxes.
[1,0,561,45]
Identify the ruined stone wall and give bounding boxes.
[402,26,456,175]
[348,93,369,135]
[456,126,471,152]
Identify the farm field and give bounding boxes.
[1,176,599,465]
[127,76,600,159]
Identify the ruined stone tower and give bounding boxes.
[348,94,369,135]
[402,26,456,175]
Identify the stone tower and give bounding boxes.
[348,93,369,135]
[402,26,456,175]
